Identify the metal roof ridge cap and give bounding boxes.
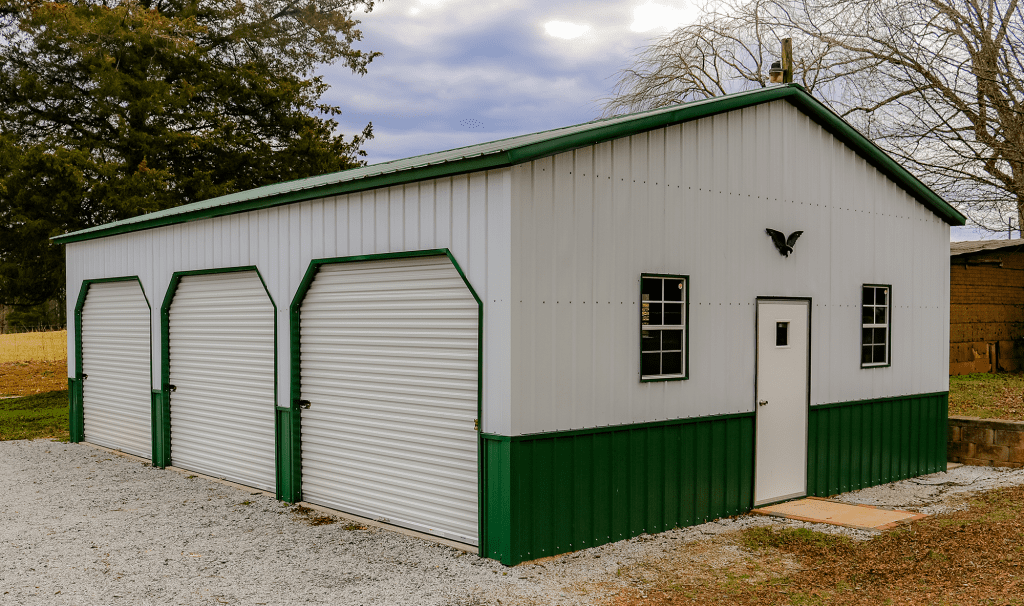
[505,86,798,164]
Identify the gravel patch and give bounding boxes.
[4,440,1024,606]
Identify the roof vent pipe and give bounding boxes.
[781,38,793,83]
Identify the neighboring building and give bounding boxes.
[950,239,1024,375]
[55,84,963,566]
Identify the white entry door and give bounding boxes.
[754,299,809,506]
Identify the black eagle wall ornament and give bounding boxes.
[765,229,803,257]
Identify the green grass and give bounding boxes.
[948,372,1024,420]
[741,527,852,553]
[0,390,68,441]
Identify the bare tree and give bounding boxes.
[605,0,1024,234]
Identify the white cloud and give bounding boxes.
[544,20,591,39]
[630,1,697,32]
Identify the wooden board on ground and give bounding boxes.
[750,497,928,531]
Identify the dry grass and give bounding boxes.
[949,372,1024,421]
[0,329,67,363]
[602,485,1024,606]
[0,360,68,397]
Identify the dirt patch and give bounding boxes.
[291,504,358,527]
[949,371,1024,421]
[602,484,1024,605]
[0,360,68,397]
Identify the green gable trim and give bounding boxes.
[52,85,963,246]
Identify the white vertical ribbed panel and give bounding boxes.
[168,271,276,491]
[65,168,512,435]
[299,255,479,545]
[81,280,151,458]
[509,99,952,435]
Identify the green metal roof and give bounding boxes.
[53,84,965,244]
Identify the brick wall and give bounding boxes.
[949,250,1024,375]
[947,416,1024,468]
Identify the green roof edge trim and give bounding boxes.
[52,84,964,244]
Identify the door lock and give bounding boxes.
[297,400,311,410]
[168,384,177,392]
[758,400,769,407]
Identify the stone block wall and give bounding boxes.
[948,416,1024,468]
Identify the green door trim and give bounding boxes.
[157,266,277,470]
[286,248,484,545]
[71,276,152,446]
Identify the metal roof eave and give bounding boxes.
[52,85,964,244]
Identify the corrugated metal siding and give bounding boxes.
[299,255,479,545]
[509,99,950,435]
[81,281,151,458]
[167,271,276,491]
[64,168,512,435]
[807,393,948,496]
[481,413,754,565]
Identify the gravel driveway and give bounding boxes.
[3,439,1023,606]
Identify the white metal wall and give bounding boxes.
[299,255,479,545]
[167,271,276,490]
[81,280,152,458]
[65,169,513,434]
[509,99,951,435]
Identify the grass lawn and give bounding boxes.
[611,484,1024,605]
[0,390,68,441]
[948,372,1024,421]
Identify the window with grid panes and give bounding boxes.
[641,275,687,380]
[861,285,890,367]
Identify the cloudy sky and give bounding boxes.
[322,0,698,163]
[320,0,987,240]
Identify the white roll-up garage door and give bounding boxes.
[81,280,152,458]
[167,271,276,492]
[299,255,479,545]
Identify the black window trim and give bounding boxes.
[861,283,892,369]
[640,273,690,382]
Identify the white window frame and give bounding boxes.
[861,284,891,368]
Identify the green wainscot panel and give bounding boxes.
[480,412,755,566]
[68,378,84,443]
[275,405,302,503]
[807,392,948,497]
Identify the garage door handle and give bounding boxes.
[297,400,311,410]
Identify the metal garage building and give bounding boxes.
[59,84,964,564]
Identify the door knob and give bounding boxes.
[758,400,769,406]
